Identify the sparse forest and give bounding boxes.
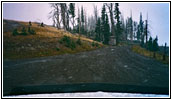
[3,3,169,96]
[49,3,160,49]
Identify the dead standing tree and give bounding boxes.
[49,3,61,29]
[60,3,67,30]
[105,3,115,37]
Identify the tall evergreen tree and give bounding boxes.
[139,13,144,46]
[114,3,122,45]
[144,13,149,44]
[104,13,110,44]
[95,17,101,41]
[147,36,153,51]
[100,4,106,42]
[133,21,137,40]
[81,6,85,34]
[152,36,159,58]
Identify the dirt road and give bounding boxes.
[3,46,169,95]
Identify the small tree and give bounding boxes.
[95,17,101,42]
[147,36,153,51]
[163,43,167,61]
[28,27,36,35]
[41,22,44,27]
[12,28,19,36]
[152,36,159,58]
[29,21,32,26]
[114,3,122,45]
[76,37,82,45]
[21,27,27,35]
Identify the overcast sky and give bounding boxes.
[3,2,169,46]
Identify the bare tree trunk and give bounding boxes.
[60,3,67,30]
[105,3,115,36]
[93,5,98,23]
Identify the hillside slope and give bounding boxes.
[3,19,103,59]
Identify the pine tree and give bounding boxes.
[147,36,153,51]
[101,4,106,42]
[133,21,137,40]
[144,13,149,44]
[95,17,101,41]
[163,43,167,61]
[104,13,110,44]
[114,3,122,45]
[139,13,144,47]
[152,36,159,58]
[136,24,140,41]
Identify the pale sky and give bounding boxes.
[3,2,169,46]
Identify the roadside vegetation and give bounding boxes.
[132,45,169,64]
[3,19,103,59]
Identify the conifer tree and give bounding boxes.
[95,18,101,41]
[114,3,122,45]
[101,4,106,42]
[104,13,110,44]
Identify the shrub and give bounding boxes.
[29,21,32,26]
[21,27,27,35]
[95,42,99,47]
[56,47,60,51]
[12,28,19,36]
[92,42,95,47]
[76,38,82,45]
[28,27,36,35]
[59,36,76,50]
[41,22,44,27]
[92,42,99,47]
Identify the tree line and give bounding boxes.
[49,3,160,49]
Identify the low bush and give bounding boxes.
[12,28,19,36]
[56,47,60,51]
[28,27,36,35]
[76,38,82,45]
[92,42,99,47]
[21,27,27,35]
[59,36,76,50]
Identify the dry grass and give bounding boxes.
[3,19,103,59]
[132,45,169,64]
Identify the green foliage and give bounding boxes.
[152,36,159,52]
[28,27,36,35]
[81,6,84,23]
[12,28,19,36]
[114,3,122,45]
[29,21,32,26]
[92,42,99,47]
[56,47,60,51]
[69,3,75,18]
[21,27,27,35]
[147,36,153,51]
[95,18,101,42]
[76,38,82,45]
[139,13,144,44]
[41,22,44,27]
[59,36,76,50]
[103,13,110,44]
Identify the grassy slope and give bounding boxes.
[3,19,103,59]
[132,45,169,64]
